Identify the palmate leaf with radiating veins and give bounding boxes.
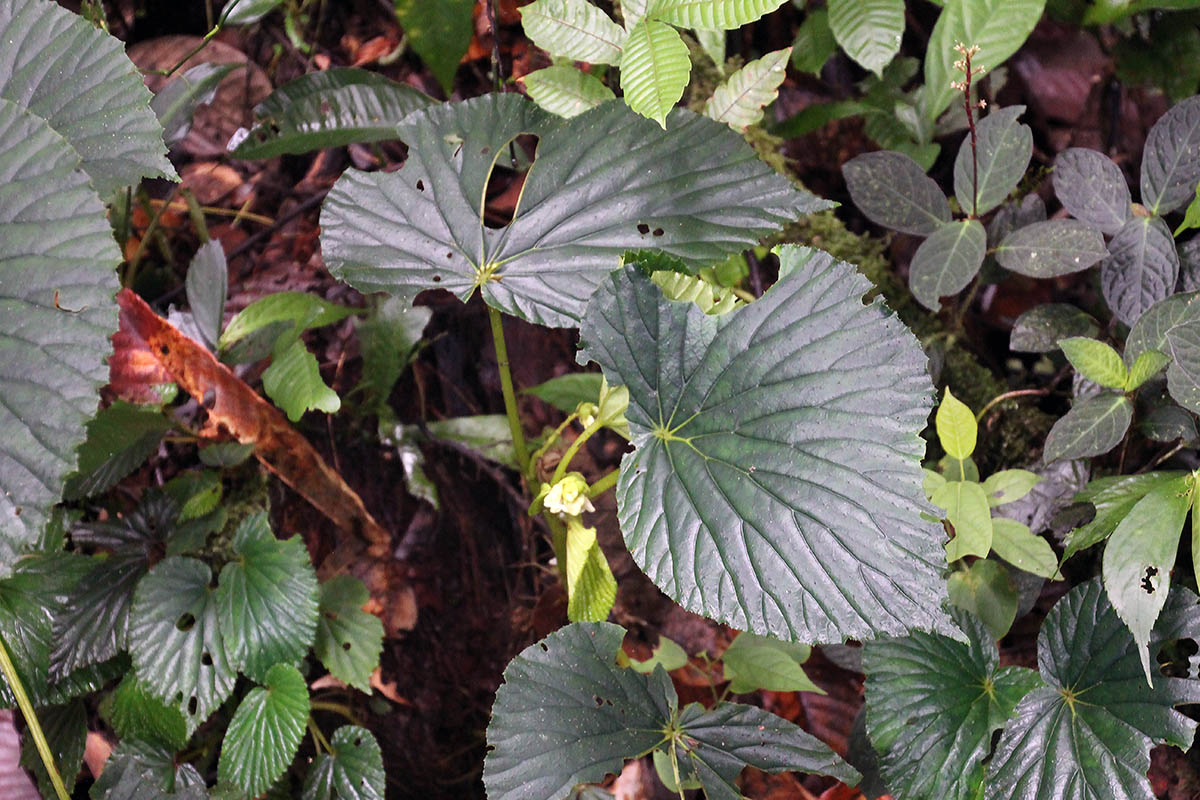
[302,725,386,800]
[320,93,826,329]
[578,246,954,643]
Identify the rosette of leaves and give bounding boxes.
[865,580,1200,800]
[843,105,1109,311]
[577,246,955,642]
[484,622,859,800]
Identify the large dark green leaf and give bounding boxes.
[953,105,1032,217]
[1053,148,1131,235]
[107,673,188,751]
[62,402,173,501]
[863,611,1042,800]
[909,219,986,311]
[1042,393,1133,463]
[218,662,310,798]
[578,247,952,643]
[216,513,319,683]
[301,725,386,800]
[0,97,121,567]
[128,557,237,733]
[321,93,826,328]
[483,622,857,800]
[0,0,174,194]
[231,68,433,159]
[1101,216,1180,327]
[1141,95,1200,216]
[987,579,1200,800]
[842,150,950,236]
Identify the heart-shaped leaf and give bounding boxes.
[321,93,824,328]
[1141,95,1200,216]
[826,0,904,76]
[521,0,627,65]
[217,662,310,798]
[1010,304,1100,353]
[842,150,951,236]
[953,105,1033,217]
[1053,147,1131,235]
[620,19,689,127]
[314,576,384,694]
[988,579,1200,800]
[216,513,318,683]
[1101,215,1181,327]
[301,725,386,800]
[703,47,791,130]
[0,0,174,193]
[483,622,858,800]
[909,219,987,311]
[864,610,1042,800]
[995,220,1108,278]
[578,246,953,642]
[650,0,788,30]
[520,65,615,119]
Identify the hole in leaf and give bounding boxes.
[1142,566,1159,593]
[432,275,442,283]
[175,612,196,632]
[483,134,539,229]
[593,695,604,708]
[188,696,198,715]
[320,100,331,115]
[416,179,425,192]
[652,228,664,237]
[159,345,169,356]
[637,223,650,235]
[342,641,352,651]
[538,642,548,652]
[201,652,213,666]
[354,737,363,747]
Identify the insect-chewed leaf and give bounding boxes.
[1141,95,1200,216]
[1053,147,1132,235]
[302,725,386,800]
[1100,215,1180,327]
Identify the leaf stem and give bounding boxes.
[0,635,70,800]
[587,469,620,498]
[488,305,531,477]
[309,699,361,725]
[974,388,1050,423]
[552,418,605,485]
[307,716,333,755]
[529,412,580,473]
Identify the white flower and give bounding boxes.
[544,473,595,517]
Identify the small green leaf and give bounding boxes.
[1042,393,1133,463]
[627,636,688,674]
[565,521,618,623]
[152,63,237,147]
[1063,472,1185,562]
[1176,182,1200,236]
[1058,336,1128,390]
[946,560,1018,640]
[521,0,627,64]
[909,219,987,311]
[1141,95,1200,216]
[164,469,222,521]
[107,674,188,751]
[842,150,951,236]
[827,0,904,76]
[650,269,744,315]
[301,725,386,800]
[394,0,475,94]
[936,387,977,460]
[262,337,342,421]
[1102,476,1191,684]
[933,480,993,562]
[199,442,255,468]
[521,65,615,118]
[721,632,822,695]
[355,297,430,417]
[620,19,690,127]
[216,513,319,683]
[953,105,1032,216]
[63,402,173,501]
[995,220,1109,278]
[218,663,310,797]
[524,373,604,414]
[790,9,837,74]
[185,240,228,350]
[424,415,519,470]
[650,0,788,30]
[314,576,384,694]
[703,47,791,130]
[990,518,1059,579]
[219,292,357,350]
[1101,216,1181,328]
[1126,349,1171,391]
[980,469,1040,507]
[1053,147,1132,235]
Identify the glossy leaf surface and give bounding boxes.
[1010,304,1100,353]
[1042,394,1132,463]
[217,663,310,797]
[1141,95,1200,215]
[302,726,386,800]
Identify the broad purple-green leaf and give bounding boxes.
[321,93,825,328]
[842,150,951,236]
[1100,215,1180,327]
[988,580,1200,800]
[1053,148,1131,235]
[909,219,986,311]
[995,220,1108,278]
[578,246,953,643]
[1125,291,1200,366]
[953,105,1032,216]
[1042,393,1132,463]
[1165,319,1200,414]
[1010,304,1100,353]
[1141,95,1200,215]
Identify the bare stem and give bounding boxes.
[0,635,70,800]
[488,305,531,476]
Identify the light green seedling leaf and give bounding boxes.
[721,632,822,695]
[704,47,791,130]
[219,292,357,350]
[1176,183,1200,236]
[923,468,947,499]
[933,480,993,562]
[651,270,743,315]
[152,63,237,147]
[988,580,1200,800]
[63,402,173,502]
[1141,95,1200,216]
[1062,472,1184,563]
[426,415,519,470]
[626,635,688,674]
[262,337,342,421]
[827,0,904,76]
[947,559,1017,640]
[483,622,858,800]
[301,725,386,800]
[936,387,977,460]
[216,513,319,683]
[524,373,604,414]
[653,748,702,793]
[232,68,433,159]
[218,663,310,798]
[1126,349,1171,391]
[995,220,1109,278]
[1058,336,1128,390]
[521,0,627,65]
[790,9,837,74]
[1101,215,1180,328]
[940,454,979,483]
[565,520,618,622]
[394,0,475,94]
[842,150,951,236]
[980,469,1040,507]
[1009,304,1100,353]
[1043,393,1133,463]
[1053,147,1132,235]
[621,19,689,127]
[1102,476,1191,685]
[990,518,1059,579]
[650,0,788,29]
[579,247,955,642]
[314,576,384,694]
[521,65,615,118]
[864,609,1041,800]
[953,105,1032,216]
[910,218,986,311]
